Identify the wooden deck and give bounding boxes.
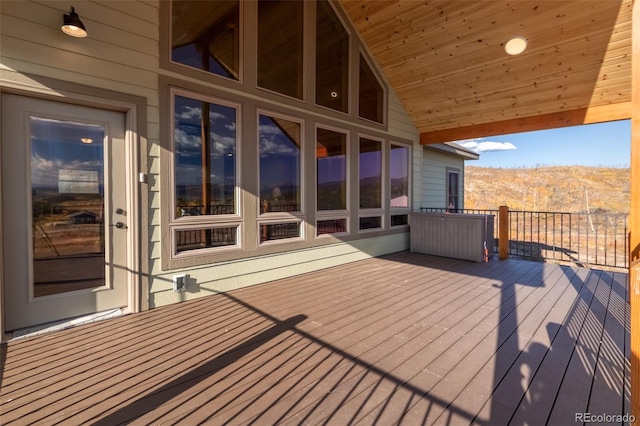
[0,252,630,425]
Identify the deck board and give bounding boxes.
[0,252,630,425]
[586,271,628,420]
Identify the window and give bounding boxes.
[316,126,349,236]
[359,53,384,123]
[258,112,302,214]
[260,222,301,243]
[390,143,410,227]
[171,90,240,256]
[358,136,383,231]
[175,226,238,253]
[171,0,240,80]
[391,214,408,226]
[257,0,304,99]
[447,168,461,212]
[174,94,238,217]
[258,112,303,245]
[359,216,382,230]
[390,144,409,209]
[359,137,382,209]
[317,127,348,211]
[316,0,349,113]
[317,218,347,235]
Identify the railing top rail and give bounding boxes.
[421,207,628,218]
[506,209,628,217]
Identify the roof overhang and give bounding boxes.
[340,0,632,144]
[425,143,480,160]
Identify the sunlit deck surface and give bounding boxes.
[0,252,630,425]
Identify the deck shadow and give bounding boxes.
[92,314,307,425]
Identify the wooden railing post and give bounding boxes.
[499,205,509,260]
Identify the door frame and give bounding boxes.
[0,76,148,341]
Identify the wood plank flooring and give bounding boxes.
[0,252,630,425]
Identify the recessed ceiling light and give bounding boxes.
[505,36,528,55]
[330,91,339,98]
[81,138,93,144]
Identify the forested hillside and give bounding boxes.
[464,166,629,214]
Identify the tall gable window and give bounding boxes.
[315,0,349,113]
[359,54,384,123]
[171,1,240,80]
[258,0,304,99]
[162,1,404,267]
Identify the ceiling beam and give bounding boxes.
[419,102,632,145]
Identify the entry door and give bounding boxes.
[2,94,130,331]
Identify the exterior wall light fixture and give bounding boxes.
[505,36,528,55]
[61,6,87,38]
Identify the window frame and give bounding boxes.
[169,87,243,259]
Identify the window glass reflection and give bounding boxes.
[359,137,382,209]
[317,128,347,211]
[174,95,237,217]
[171,0,240,80]
[390,144,409,208]
[259,114,301,213]
[258,0,304,98]
[260,222,300,243]
[30,116,106,296]
[316,0,349,112]
[359,54,384,123]
[176,227,237,253]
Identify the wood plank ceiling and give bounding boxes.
[339,0,633,143]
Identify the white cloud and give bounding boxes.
[457,139,517,153]
[259,137,297,157]
[31,155,103,186]
[178,106,201,120]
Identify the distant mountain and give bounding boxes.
[464,166,629,214]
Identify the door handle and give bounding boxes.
[115,221,126,229]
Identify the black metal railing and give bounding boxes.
[419,207,628,269]
[506,210,628,269]
[176,204,236,217]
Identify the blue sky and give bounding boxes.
[457,119,631,168]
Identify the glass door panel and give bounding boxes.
[30,117,106,297]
